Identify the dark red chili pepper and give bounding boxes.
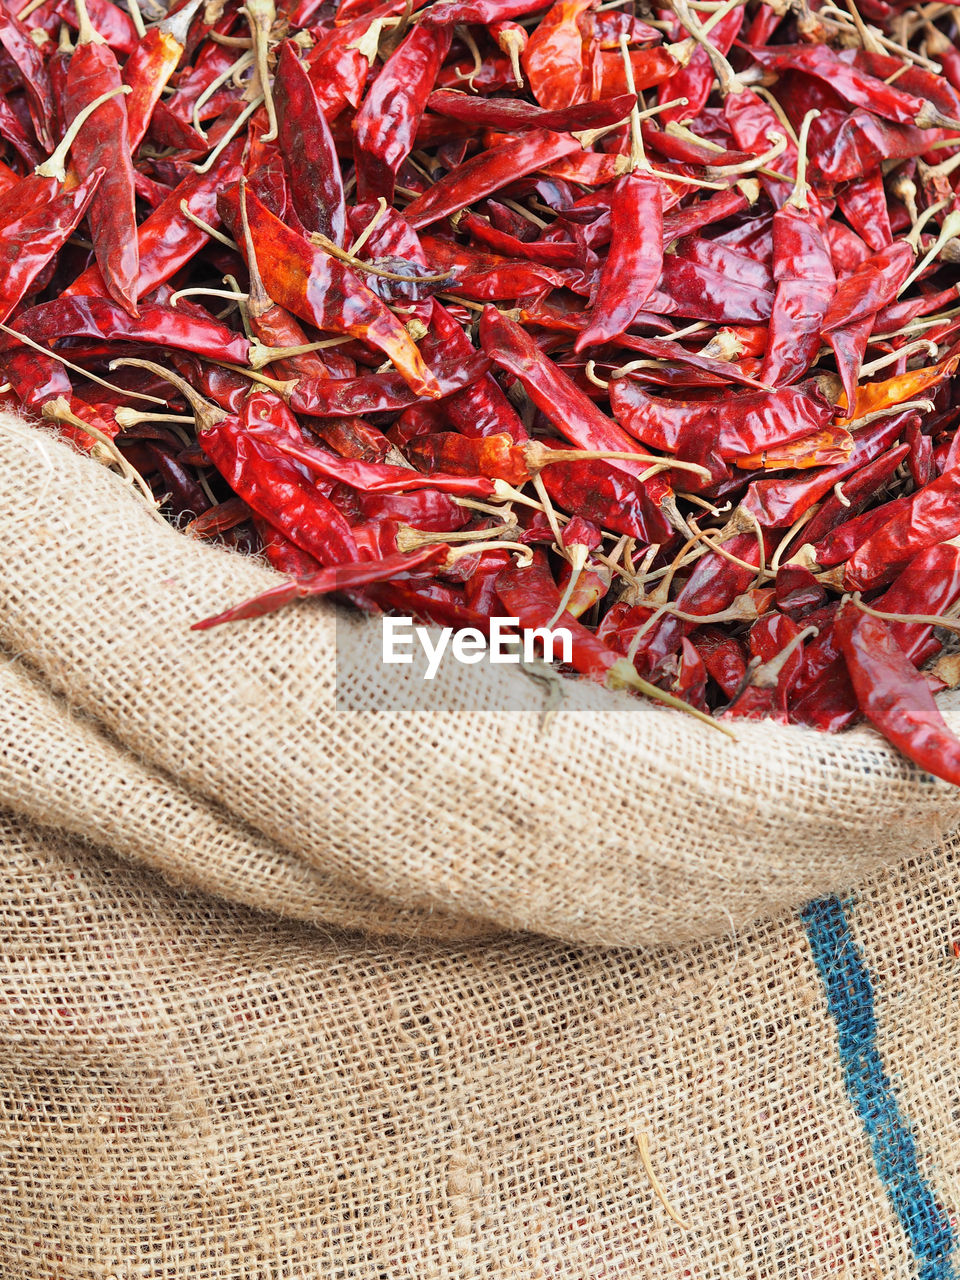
[193,545,449,629]
[610,378,832,458]
[0,6,54,150]
[270,41,346,244]
[0,166,102,325]
[353,23,451,202]
[835,603,960,787]
[122,0,203,151]
[844,466,960,591]
[574,169,662,351]
[426,88,636,133]
[403,128,581,229]
[63,0,139,314]
[11,295,253,365]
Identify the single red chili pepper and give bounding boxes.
[761,109,837,388]
[835,603,960,786]
[690,625,748,699]
[610,378,832,458]
[193,545,449,629]
[835,170,893,252]
[612,333,768,391]
[63,0,140,316]
[521,0,597,110]
[656,253,775,324]
[457,212,581,268]
[844,466,960,591]
[537,448,671,542]
[660,186,749,241]
[749,44,960,130]
[247,421,501,498]
[122,0,204,151]
[0,166,102,325]
[220,185,441,397]
[421,0,547,23]
[273,40,345,244]
[352,23,451,202]
[425,88,637,133]
[402,128,581,230]
[11,295,253,366]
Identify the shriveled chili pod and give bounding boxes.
[63,0,139,315]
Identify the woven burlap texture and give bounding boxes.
[3,414,960,946]
[3,808,959,1279]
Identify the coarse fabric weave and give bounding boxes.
[2,416,959,1277]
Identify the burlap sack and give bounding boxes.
[3,810,959,1278]
[3,415,960,1277]
[2,415,960,947]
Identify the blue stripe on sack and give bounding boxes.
[801,895,955,1280]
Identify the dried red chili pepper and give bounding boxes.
[63,0,139,314]
[836,603,960,787]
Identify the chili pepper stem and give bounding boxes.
[110,357,227,430]
[307,230,454,283]
[192,51,254,140]
[36,85,132,183]
[546,545,590,628]
[41,396,162,516]
[899,211,960,294]
[73,0,104,45]
[846,591,960,633]
[787,109,820,210]
[241,0,279,142]
[0,325,168,405]
[610,658,738,736]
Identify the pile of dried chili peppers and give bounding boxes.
[5,0,960,777]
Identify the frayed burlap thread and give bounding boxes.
[2,416,960,946]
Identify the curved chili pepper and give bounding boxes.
[835,603,960,787]
[122,0,204,151]
[610,378,832,458]
[12,296,252,365]
[220,185,441,397]
[246,421,500,498]
[0,166,102,325]
[193,545,449,629]
[749,44,960,130]
[402,128,580,229]
[425,88,636,133]
[353,23,451,202]
[844,465,960,591]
